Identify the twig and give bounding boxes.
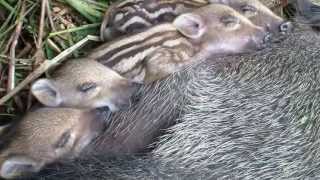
[0,0,14,13]
[0,63,2,82]
[0,1,37,40]
[46,0,67,53]
[48,23,100,37]
[3,31,14,53]
[28,0,47,108]
[0,1,18,33]
[46,0,56,31]
[0,55,32,63]
[47,38,62,53]
[17,42,32,58]
[7,0,26,92]
[0,35,100,105]
[46,1,69,54]
[37,0,47,49]
[33,0,47,67]
[0,25,16,44]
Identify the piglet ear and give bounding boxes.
[0,155,42,179]
[173,13,205,39]
[31,79,62,107]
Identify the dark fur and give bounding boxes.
[85,64,197,155]
[285,0,320,30]
[34,23,320,179]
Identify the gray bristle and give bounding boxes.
[34,23,320,179]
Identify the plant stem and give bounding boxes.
[49,23,100,37]
[0,0,14,12]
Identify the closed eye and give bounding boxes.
[220,15,239,27]
[77,82,97,93]
[54,130,71,149]
[241,5,257,13]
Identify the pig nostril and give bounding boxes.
[280,21,293,33]
[280,24,288,31]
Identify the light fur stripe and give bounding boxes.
[106,32,178,63]
[139,7,176,19]
[116,0,208,9]
[157,0,207,6]
[113,47,157,73]
[163,37,192,47]
[117,0,144,8]
[120,16,153,30]
[90,24,177,58]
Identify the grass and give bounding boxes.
[313,0,320,4]
[0,0,113,120]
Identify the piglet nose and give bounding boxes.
[280,21,293,33]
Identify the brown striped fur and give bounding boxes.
[100,0,287,41]
[91,4,268,84]
[93,24,196,83]
[31,4,268,109]
[101,0,208,40]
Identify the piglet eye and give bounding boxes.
[220,15,239,27]
[54,130,71,149]
[242,5,257,13]
[77,82,97,93]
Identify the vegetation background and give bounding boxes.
[0,0,117,120]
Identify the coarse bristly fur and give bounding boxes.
[293,0,320,30]
[84,67,195,155]
[33,21,320,179]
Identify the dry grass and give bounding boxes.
[0,0,113,120]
